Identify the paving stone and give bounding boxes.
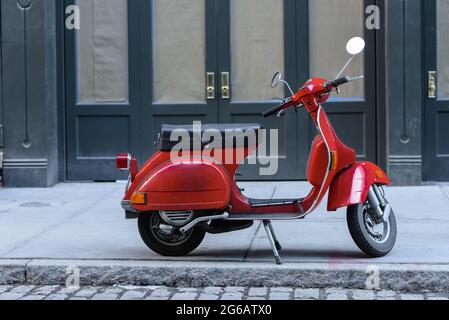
[150,288,172,297]
[10,285,35,294]
[91,293,119,300]
[179,288,198,293]
[376,297,397,300]
[33,285,59,296]
[0,286,11,294]
[269,292,291,300]
[294,288,320,300]
[171,292,198,300]
[248,287,268,297]
[146,296,170,300]
[101,287,124,295]
[326,288,349,300]
[198,294,219,301]
[400,294,424,300]
[376,290,397,298]
[203,287,223,295]
[69,297,89,300]
[221,292,243,300]
[20,295,46,301]
[45,294,69,300]
[120,290,147,300]
[0,292,26,300]
[427,297,449,300]
[224,287,245,292]
[57,287,80,294]
[270,287,293,293]
[246,297,266,300]
[75,288,98,298]
[351,290,375,300]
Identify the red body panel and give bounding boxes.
[327,161,391,211]
[132,157,231,211]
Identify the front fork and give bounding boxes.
[367,185,392,223]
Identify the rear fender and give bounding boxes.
[327,162,391,211]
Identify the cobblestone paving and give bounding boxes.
[0,285,448,300]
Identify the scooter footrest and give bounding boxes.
[249,198,302,207]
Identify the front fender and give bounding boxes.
[327,162,391,211]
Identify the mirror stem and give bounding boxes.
[336,54,355,80]
[280,80,295,96]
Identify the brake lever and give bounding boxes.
[277,110,285,118]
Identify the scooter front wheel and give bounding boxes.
[347,201,397,257]
[138,212,206,256]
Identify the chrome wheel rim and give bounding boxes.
[149,213,192,246]
[363,203,390,244]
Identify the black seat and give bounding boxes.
[158,123,263,151]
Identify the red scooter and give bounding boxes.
[117,38,396,264]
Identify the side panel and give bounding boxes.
[133,158,231,212]
[327,161,391,211]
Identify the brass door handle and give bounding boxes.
[206,72,215,100]
[428,71,437,99]
[221,72,230,99]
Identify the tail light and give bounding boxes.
[116,153,138,179]
[116,153,131,171]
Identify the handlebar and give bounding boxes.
[263,75,363,118]
[262,103,284,118]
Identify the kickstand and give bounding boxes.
[263,220,282,265]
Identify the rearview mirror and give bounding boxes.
[346,37,365,55]
[271,72,283,88]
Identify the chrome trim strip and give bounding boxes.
[179,212,229,233]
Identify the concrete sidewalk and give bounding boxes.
[1,182,449,291]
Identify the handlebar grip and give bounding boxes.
[332,76,350,87]
[262,104,284,118]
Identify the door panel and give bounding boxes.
[141,0,218,159]
[218,0,304,180]
[423,0,449,180]
[65,0,139,180]
[307,0,377,161]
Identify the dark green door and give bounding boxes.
[423,0,449,181]
[65,0,144,180]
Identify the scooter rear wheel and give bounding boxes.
[347,201,397,257]
[138,212,206,256]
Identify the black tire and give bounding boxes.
[138,212,206,256]
[347,202,397,257]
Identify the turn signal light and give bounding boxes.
[131,192,147,205]
[330,151,338,171]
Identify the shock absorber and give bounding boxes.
[367,185,391,223]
